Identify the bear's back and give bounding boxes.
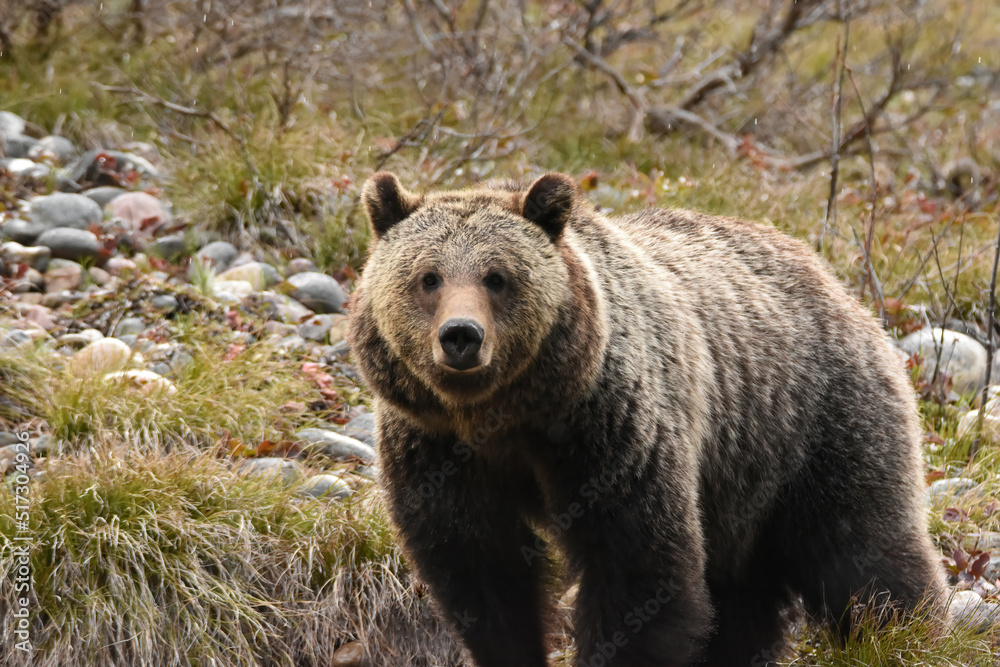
[603,207,888,380]
[572,207,923,569]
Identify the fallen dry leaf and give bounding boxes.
[943,507,970,523]
[256,439,302,458]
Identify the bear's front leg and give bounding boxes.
[378,411,550,667]
[557,451,713,667]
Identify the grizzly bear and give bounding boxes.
[346,171,946,667]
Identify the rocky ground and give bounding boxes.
[0,110,446,667]
[1,108,376,491]
[3,108,1000,663]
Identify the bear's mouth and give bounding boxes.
[429,364,497,403]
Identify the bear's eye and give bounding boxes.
[422,272,440,289]
[484,272,505,290]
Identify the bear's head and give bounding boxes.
[354,172,584,407]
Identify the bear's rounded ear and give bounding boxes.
[362,172,422,239]
[522,172,577,240]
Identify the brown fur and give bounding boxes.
[348,172,947,667]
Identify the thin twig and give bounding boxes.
[846,66,885,322]
[675,0,822,112]
[928,211,974,339]
[645,106,739,154]
[562,35,645,141]
[372,109,448,172]
[970,216,1000,461]
[781,41,909,172]
[896,218,961,299]
[931,236,961,325]
[401,0,439,58]
[952,213,969,326]
[94,84,244,146]
[821,5,849,253]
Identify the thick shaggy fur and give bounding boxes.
[347,172,946,667]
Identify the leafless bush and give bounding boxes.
[13,0,991,187]
[6,0,996,273]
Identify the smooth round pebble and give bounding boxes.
[105,257,137,275]
[70,338,132,377]
[88,266,112,286]
[68,149,159,186]
[330,641,367,667]
[104,369,177,395]
[0,157,49,178]
[286,272,346,314]
[972,532,1000,552]
[114,317,146,338]
[17,267,44,292]
[21,304,56,331]
[147,234,187,262]
[261,292,313,323]
[30,193,103,231]
[149,362,172,377]
[297,474,353,500]
[1,242,51,271]
[2,135,39,159]
[82,186,128,207]
[0,330,32,349]
[218,262,280,290]
[287,257,317,275]
[0,111,26,138]
[29,135,76,163]
[44,260,84,293]
[31,434,57,456]
[264,321,296,336]
[36,227,101,262]
[41,290,83,308]
[275,334,308,352]
[151,294,179,311]
[212,279,254,300]
[167,348,193,374]
[327,339,351,358]
[957,408,1000,443]
[109,191,170,228]
[237,457,304,486]
[927,477,981,505]
[295,428,376,463]
[897,328,988,397]
[1,218,47,245]
[194,240,238,272]
[950,590,1000,632]
[58,329,104,347]
[298,314,344,341]
[337,413,376,447]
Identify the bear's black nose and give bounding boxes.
[438,318,485,371]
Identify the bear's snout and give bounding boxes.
[437,318,485,371]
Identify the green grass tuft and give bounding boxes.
[0,449,445,666]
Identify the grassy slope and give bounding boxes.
[2,1,1000,664]
[0,449,458,666]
